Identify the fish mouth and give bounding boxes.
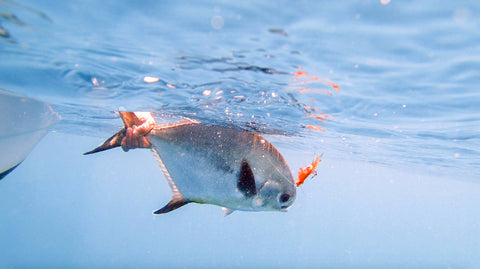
[280,205,290,212]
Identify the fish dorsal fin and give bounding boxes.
[222,207,235,217]
[151,147,190,214]
[150,118,200,134]
[237,159,257,197]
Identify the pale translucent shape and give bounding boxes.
[0,89,60,179]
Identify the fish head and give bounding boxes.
[253,179,296,212]
[237,156,296,212]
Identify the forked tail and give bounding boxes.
[83,112,143,155]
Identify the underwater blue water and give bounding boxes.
[1,0,479,268]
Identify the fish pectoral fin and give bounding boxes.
[222,207,235,217]
[237,159,257,197]
[154,194,191,214]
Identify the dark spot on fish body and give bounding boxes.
[237,159,256,197]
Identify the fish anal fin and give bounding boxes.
[150,148,191,215]
[154,197,191,214]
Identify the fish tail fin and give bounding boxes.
[83,130,125,155]
[83,112,142,155]
[118,111,143,128]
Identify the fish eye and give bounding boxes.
[279,193,290,203]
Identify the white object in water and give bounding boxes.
[0,89,60,180]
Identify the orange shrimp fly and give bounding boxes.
[296,154,323,187]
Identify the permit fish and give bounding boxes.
[85,112,296,215]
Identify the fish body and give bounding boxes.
[85,112,296,214]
